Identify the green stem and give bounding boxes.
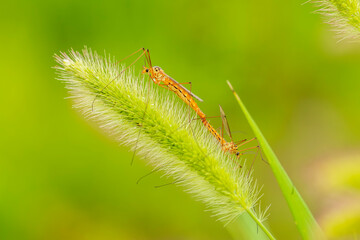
[227,80,325,240]
[245,208,276,240]
[226,211,274,240]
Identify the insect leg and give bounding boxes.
[92,48,147,111]
[130,49,156,165]
[131,74,152,166]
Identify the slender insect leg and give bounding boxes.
[171,115,221,138]
[154,180,181,189]
[131,73,152,166]
[181,82,215,161]
[92,48,147,111]
[235,138,248,144]
[136,163,170,184]
[180,82,218,163]
[236,137,256,147]
[237,145,259,153]
[187,115,221,125]
[177,81,205,124]
[246,146,260,177]
[185,112,219,165]
[137,130,218,186]
[219,114,243,169]
[154,171,197,189]
[226,150,243,170]
[131,49,154,165]
[254,137,267,164]
[157,83,170,90]
[166,114,223,166]
[136,168,160,184]
[237,137,267,164]
[191,115,221,121]
[234,137,265,175]
[172,110,241,170]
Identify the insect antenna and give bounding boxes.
[145,49,153,68]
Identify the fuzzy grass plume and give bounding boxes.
[314,0,360,40]
[54,48,275,239]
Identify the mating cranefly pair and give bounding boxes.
[113,48,261,162]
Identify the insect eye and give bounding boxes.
[146,69,149,72]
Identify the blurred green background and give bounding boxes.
[1,0,360,239]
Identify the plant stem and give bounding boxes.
[245,208,276,240]
[227,212,273,240]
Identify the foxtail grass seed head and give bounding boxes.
[314,0,360,41]
[54,48,268,224]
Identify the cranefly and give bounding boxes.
[142,55,257,158]
[54,48,270,230]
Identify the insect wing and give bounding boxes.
[183,86,203,102]
[169,76,204,102]
[219,105,233,141]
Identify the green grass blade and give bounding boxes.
[227,81,325,240]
